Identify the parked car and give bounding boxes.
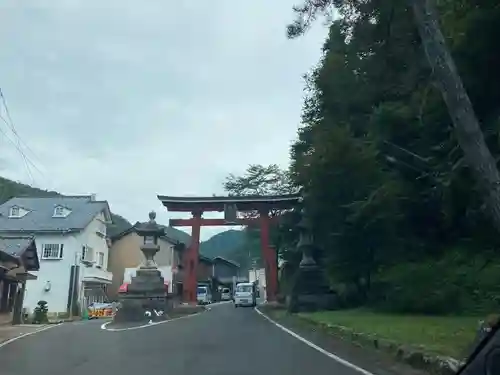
[221,288,231,301]
[197,286,212,305]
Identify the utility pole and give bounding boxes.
[69,251,81,319]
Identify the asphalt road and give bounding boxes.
[0,303,419,375]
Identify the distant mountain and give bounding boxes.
[0,176,132,235]
[199,228,263,273]
[200,229,246,260]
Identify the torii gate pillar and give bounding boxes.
[259,209,277,302]
[184,210,202,304]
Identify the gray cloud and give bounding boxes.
[0,0,327,239]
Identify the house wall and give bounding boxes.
[155,238,174,266]
[23,213,111,314]
[23,233,79,314]
[197,260,213,282]
[213,261,239,280]
[76,212,112,286]
[76,212,109,270]
[75,212,113,308]
[108,232,176,301]
[249,267,266,287]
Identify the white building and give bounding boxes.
[249,267,266,299]
[0,195,113,314]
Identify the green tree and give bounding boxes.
[222,164,299,269]
[224,164,295,198]
[287,0,500,312]
[288,0,500,231]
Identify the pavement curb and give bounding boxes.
[298,315,463,375]
[260,305,463,375]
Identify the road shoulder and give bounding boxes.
[0,324,58,348]
[256,305,429,375]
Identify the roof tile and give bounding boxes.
[0,196,110,233]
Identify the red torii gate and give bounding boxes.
[157,194,300,304]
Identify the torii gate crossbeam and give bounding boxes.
[157,194,300,304]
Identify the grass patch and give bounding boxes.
[299,309,481,358]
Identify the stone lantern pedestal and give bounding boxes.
[113,211,172,324]
[287,199,338,313]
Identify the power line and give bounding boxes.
[0,89,42,165]
[0,88,44,184]
[0,112,35,184]
[0,115,36,183]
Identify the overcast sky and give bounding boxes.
[0,0,328,240]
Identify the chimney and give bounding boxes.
[90,194,96,201]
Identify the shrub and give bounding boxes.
[371,251,500,315]
[33,300,49,324]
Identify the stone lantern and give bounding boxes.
[296,207,317,269]
[135,211,163,269]
[287,195,337,313]
[113,211,170,324]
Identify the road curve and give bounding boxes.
[0,303,414,375]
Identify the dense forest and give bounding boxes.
[0,176,132,236]
[226,1,500,315]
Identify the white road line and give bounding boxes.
[0,324,61,349]
[101,310,204,332]
[254,307,377,375]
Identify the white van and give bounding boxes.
[221,287,231,301]
[197,286,212,305]
[234,283,256,308]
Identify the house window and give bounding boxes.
[42,244,64,259]
[95,222,106,237]
[97,252,104,267]
[81,246,93,262]
[9,206,19,217]
[54,206,64,217]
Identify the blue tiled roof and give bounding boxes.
[0,196,110,233]
[0,235,34,257]
[0,235,40,271]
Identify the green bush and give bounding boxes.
[333,283,366,309]
[33,300,49,324]
[370,251,500,315]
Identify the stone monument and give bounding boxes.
[287,196,337,313]
[113,211,171,323]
